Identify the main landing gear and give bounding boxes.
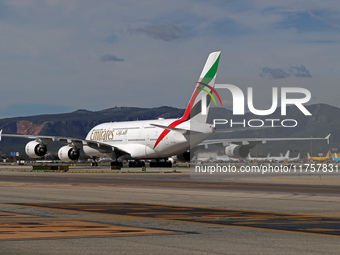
[128,160,146,167]
[149,159,172,168]
[111,161,123,168]
[90,157,172,168]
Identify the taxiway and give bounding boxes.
[0,166,340,254]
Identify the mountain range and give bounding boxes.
[0,104,338,157]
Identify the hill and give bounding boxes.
[0,106,184,155]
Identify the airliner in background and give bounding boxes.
[247,153,270,162]
[287,153,300,162]
[268,151,290,162]
[247,151,300,162]
[307,151,331,162]
[331,153,340,163]
[0,51,331,167]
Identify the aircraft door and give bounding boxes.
[145,134,151,156]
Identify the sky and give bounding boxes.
[0,0,340,117]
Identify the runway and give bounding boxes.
[1,166,340,254]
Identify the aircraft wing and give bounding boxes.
[199,134,331,148]
[0,130,130,156]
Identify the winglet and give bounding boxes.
[0,130,2,141]
[325,134,331,144]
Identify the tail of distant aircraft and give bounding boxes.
[332,153,340,163]
[285,150,290,158]
[186,51,221,123]
[307,153,311,159]
[326,150,330,158]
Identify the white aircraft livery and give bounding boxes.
[0,51,330,167]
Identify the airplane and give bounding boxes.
[216,155,232,162]
[331,153,340,163]
[287,153,300,162]
[247,153,270,162]
[194,156,212,163]
[307,151,331,162]
[0,51,331,168]
[268,150,290,162]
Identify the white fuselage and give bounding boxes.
[83,118,214,160]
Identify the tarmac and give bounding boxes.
[0,164,340,254]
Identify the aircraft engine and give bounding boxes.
[58,145,80,162]
[25,141,47,158]
[176,151,191,162]
[225,144,249,158]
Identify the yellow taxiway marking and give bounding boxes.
[271,177,340,183]
[305,228,339,232]
[0,220,177,241]
[0,212,36,218]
